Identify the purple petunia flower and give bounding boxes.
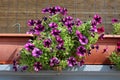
[76,46,86,56]
[55,6,61,12]
[34,24,45,34]
[13,60,18,71]
[34,62,42,72]
[35,20,42,25]
[117,46,120,52]
[21,66,28,71]
[27,19,35,26]
[95,44,99,51]
[90,27,98,33]
[60,7,67,15]
[112,18,118,23]
[76,30,82,38]
[76,30,88,45]
[43,39,52,48]
[24,42,35,51]
[51,29,61,37]
[75,18,82,26]
[50,57,60,67]
[56,44,65,50]
[91,20,97,27]
[79,35,88,45]
[93,14,102,25]
[42,7,50,13]
[67,57,77,67]
[32,48,42,58]
[49,22,58,28]
[99,33,104,40]
[78,60,84,66]
[56,36,64,44]
[26,29,35,34]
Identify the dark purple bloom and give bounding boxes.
[95,44,99,51]
[32,48,42,58]
[91,45,95,49]
[65,21,74,29]
[42,16,47,21]
[42,7,50,13]
[55,6,61,12]
[76,46,86,56]
[34,24,45,34]
[27,19,35,26]
[49,7,57,15]
[62,16,73,24]
[99,33,104,40]
[79,35,88,45]
[112,18,118,23]
[76,30,88,45]
[75,18,82,26]
[91,20,97,27]
[60,7,67,15]
[90,27,97,33]
[51,29,61,36]
[50,57,60,67]
[76,30,82,38]
[13,59,17,66]
[56,44,65,50]
[26,29,35,34]
[117,46,120,52]
[21,66,28,71]
[67,57,77,67]
[24,42,35,51]
[13,65,17,71]
[93,14,102,25]
[78,60,84,66]
[49,22,58,28]
[34,62,42,72]
[35,20,42,25]
[13,60,18,71]
[43,39,52,48]
[56,36,64,44]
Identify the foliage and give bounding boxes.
[109,41,120,70]
[13,6,104,72]
[112,18,120,34]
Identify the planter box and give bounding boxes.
[85,35,120,64]
[0,34,119,64]
[0,34,33,64]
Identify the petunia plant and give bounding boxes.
[109,41,120,70]
[112,18,120,34]
[13,6,104,72]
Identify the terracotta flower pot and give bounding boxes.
[0,34,33,64]
[0,34,119,65]
[84,35,120,64]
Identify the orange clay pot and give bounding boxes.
[0,34,33,64]
[84,35,120,64]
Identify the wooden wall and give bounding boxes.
[0,0,120,33]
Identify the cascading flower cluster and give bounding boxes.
[13,6,104,72]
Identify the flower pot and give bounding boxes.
[84,35,120,64]
[0,34,33,64]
